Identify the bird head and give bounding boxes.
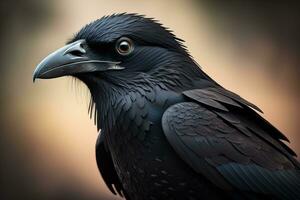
[33,14,207,89]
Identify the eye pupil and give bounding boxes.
[116,37,133,55]
[119,42,129,52]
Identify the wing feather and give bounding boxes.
[96,131,129,199]
[162,101,300,199]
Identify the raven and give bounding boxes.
[33,14,300,200]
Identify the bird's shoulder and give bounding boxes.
[161,86,300,199]
[173,86,298,163]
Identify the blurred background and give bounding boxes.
[0,0,299,199]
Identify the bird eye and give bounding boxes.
[116,37,134,55]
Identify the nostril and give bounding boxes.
[64,40,87,57]
[68,50,84,57]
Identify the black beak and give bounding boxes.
[33,39,123,82]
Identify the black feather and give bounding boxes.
[54,14,300,199]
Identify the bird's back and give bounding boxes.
[97,84,300,200]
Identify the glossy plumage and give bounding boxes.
[79,14,300,200]
[35,14,300,200]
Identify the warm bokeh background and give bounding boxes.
[1,1,299,199]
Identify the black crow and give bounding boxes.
[33,14,300,200]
